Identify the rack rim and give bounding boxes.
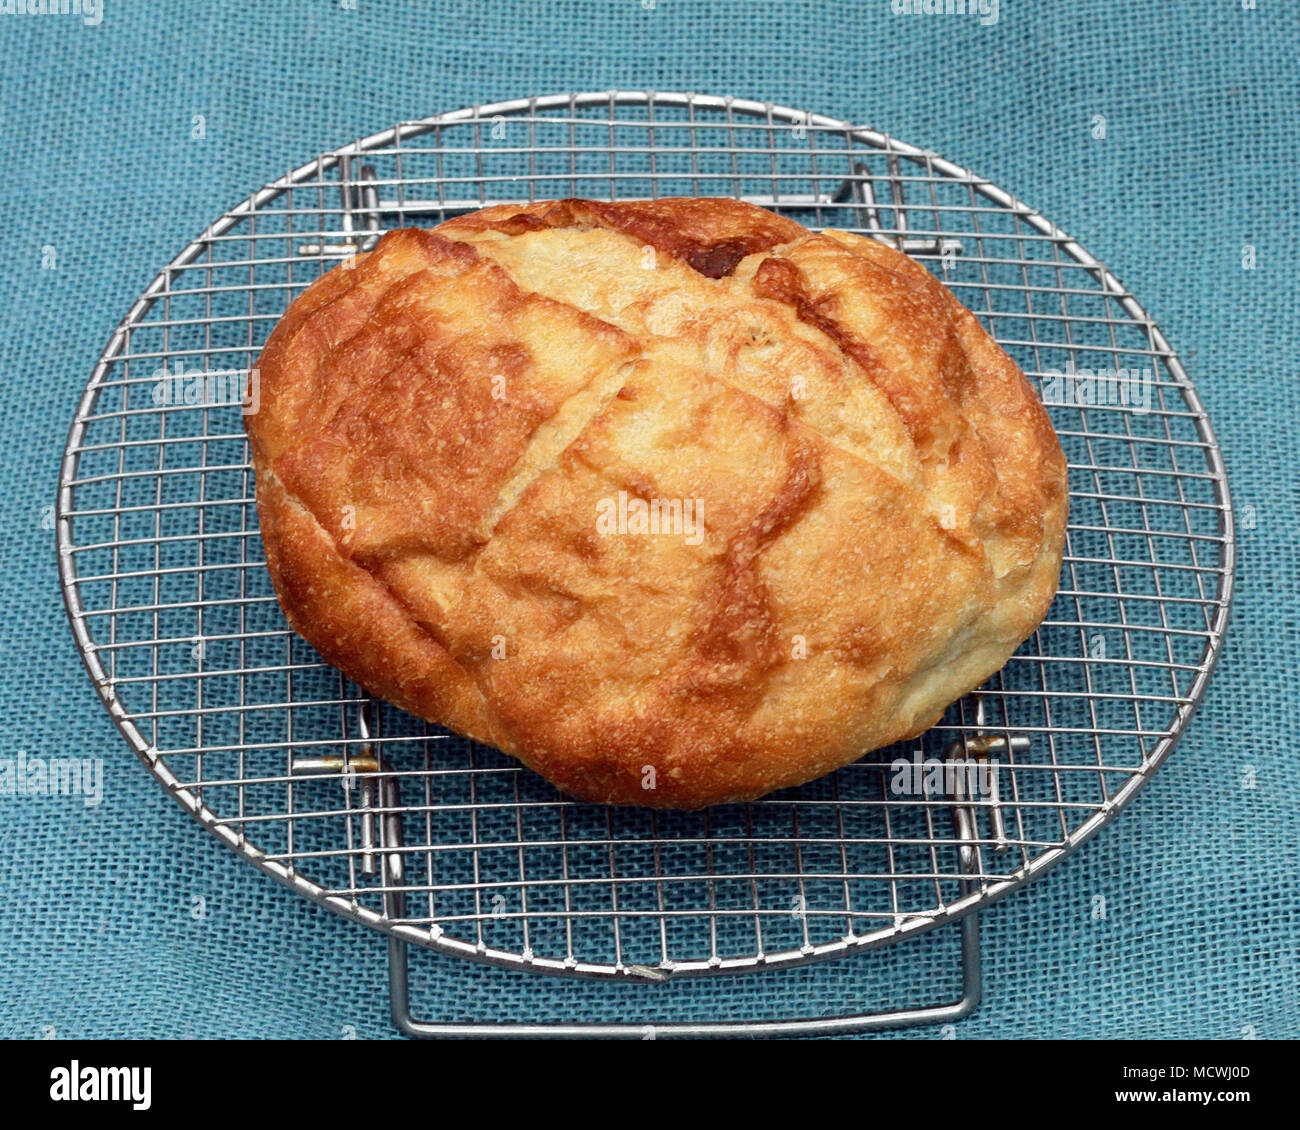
[57,90,1234,982]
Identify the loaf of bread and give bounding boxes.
[248,198,1067,808]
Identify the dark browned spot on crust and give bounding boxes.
[683,240,754,280]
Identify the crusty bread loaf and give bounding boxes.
[248,198,1067,808]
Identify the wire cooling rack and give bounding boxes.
[58,92,1232,1038]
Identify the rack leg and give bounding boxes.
[374,693,987,1039]
[385,907,981,1039]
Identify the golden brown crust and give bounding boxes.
[249,198,1068,808]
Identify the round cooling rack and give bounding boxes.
[58,93,1233,1003]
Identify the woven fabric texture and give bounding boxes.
[1,0,1295,1040]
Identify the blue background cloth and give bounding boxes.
[2,0,1295,1039]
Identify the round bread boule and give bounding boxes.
[248,198,1067,809]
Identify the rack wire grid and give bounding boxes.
[58,93,1232,1027]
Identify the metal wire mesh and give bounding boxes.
[58,92,1232,981]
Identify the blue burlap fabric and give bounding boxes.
[2,0,1295,1039]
